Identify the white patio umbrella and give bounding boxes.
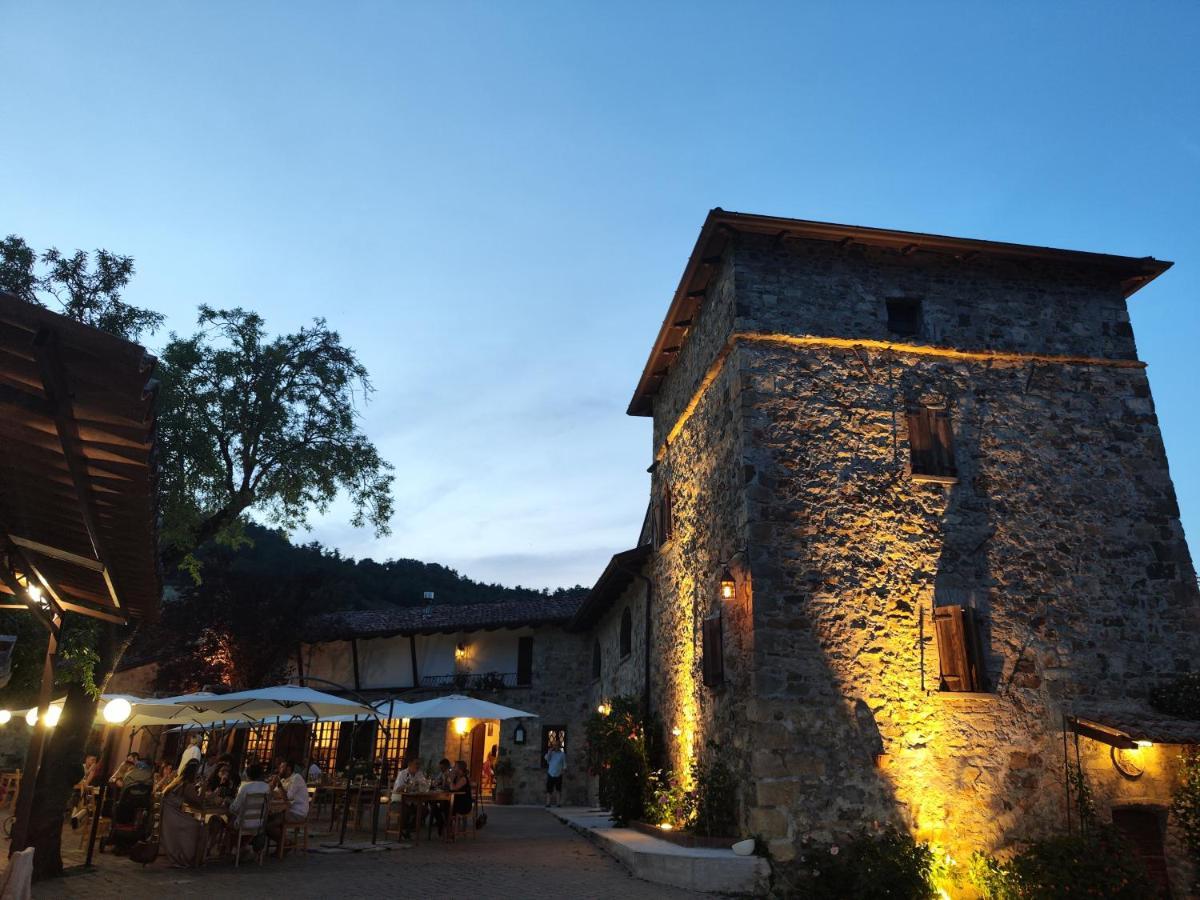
[173,683,379,722]
[398,694,538,720]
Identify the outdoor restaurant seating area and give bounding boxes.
[3,684,535,876]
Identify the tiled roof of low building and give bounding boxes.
[304,595,587,642]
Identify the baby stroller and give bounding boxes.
[104,782,153,855]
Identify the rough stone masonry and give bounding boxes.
[629,211,1199,894]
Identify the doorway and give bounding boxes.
[1111,806,1171,897]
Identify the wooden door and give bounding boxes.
[469,723,486,784]
[1111,807,1171,897]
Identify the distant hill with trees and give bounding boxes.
[134,524,587,692]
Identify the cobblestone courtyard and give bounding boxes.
[14,807,700,899]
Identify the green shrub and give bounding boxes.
[1150,672,1200,719]
[968,830,1150,899]
[585,695,649,826]
[789,828,937,900]
[691,746,739,837]
[1171,746,1200,888]
[645,768,694,828]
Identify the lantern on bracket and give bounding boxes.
[719,567,736,601]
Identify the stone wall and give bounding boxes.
[404,624,592,806]
[641,231,1199,892]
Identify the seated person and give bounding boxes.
[428,758,452,790]
[389,756,429,838]
[266,760,310,842]
[205,762,238,803]
[220,762,271,854]
[448,760,473,817]
[306,760,322,783]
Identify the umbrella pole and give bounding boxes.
[371,757,386,845]
[338,716,357,845]
[83,724,114,867]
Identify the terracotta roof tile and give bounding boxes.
[304,595,586,642]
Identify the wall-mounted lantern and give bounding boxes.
[719,567,736,601]
[455,642,468,660]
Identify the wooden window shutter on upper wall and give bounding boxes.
[908,407,957,483]
[702,615,724,688]
[517,636,533,686]
[933,604,981,692]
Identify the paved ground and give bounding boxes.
[10,806,701,899]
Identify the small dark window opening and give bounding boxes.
[516,636,534,686]
[619,608,632,659]
[702,615,724,688]
[1111,808,1170,895]
[653,486,674,549]
[540,725,567,767]
[591,640,601,680]
[933,604,986,692]
[887,298,922,337]
[907,406,957,483]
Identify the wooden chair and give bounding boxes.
[451,793,477,841]
[274,811,310,860]
[233,793,269,868]
[0,772,20,809]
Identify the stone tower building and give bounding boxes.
[625,210,1199,890]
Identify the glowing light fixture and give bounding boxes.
[455,642,468,660]
[27,584,42,603]
[1134,739,1152,749]
[658,823,673,831]
[102,697,132,724]
[24,708,38,727]
[454,717,470,736]
[719,567,735,601]
[597,703,611,716]
[671,726,682,737]
[43,705,61,727]
[0,710,9,725]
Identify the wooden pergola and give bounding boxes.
[0,290,161,853]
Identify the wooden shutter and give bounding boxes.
[702,615,724,688]
[933,604,979,692]
[908,407,957,482]
[517,636,534,686]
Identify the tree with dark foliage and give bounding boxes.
[0,236,394,878]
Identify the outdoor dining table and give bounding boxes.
[395,790,454,844]
[323,782,380,831]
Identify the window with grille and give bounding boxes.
[309,721,340,773]
[540,725,567,767]
[907,406,957,483]
[244,724,276,763]
[373,718,416,775]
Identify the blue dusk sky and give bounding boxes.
[2,2,1198,590]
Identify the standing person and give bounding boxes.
[178,733,202,774]
[544,739,566,807]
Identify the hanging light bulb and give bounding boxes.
[0,710,10,725]
[44,705,62,727]
[24,708,37,727]
[103,697,132,724]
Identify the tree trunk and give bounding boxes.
[19,621,134,881]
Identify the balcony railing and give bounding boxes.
[420,672,522,690]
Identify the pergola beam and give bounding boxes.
[32,328,122,612]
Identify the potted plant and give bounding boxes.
[494,753,515,804]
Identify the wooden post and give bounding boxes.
[9,611,62,855]
[83,725,114,866]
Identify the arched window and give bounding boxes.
[619,608,633,659]
[592,640,602,680]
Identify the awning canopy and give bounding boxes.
[170,684,379,722]
[1067,705,1200,748]
[0,291,160,624]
